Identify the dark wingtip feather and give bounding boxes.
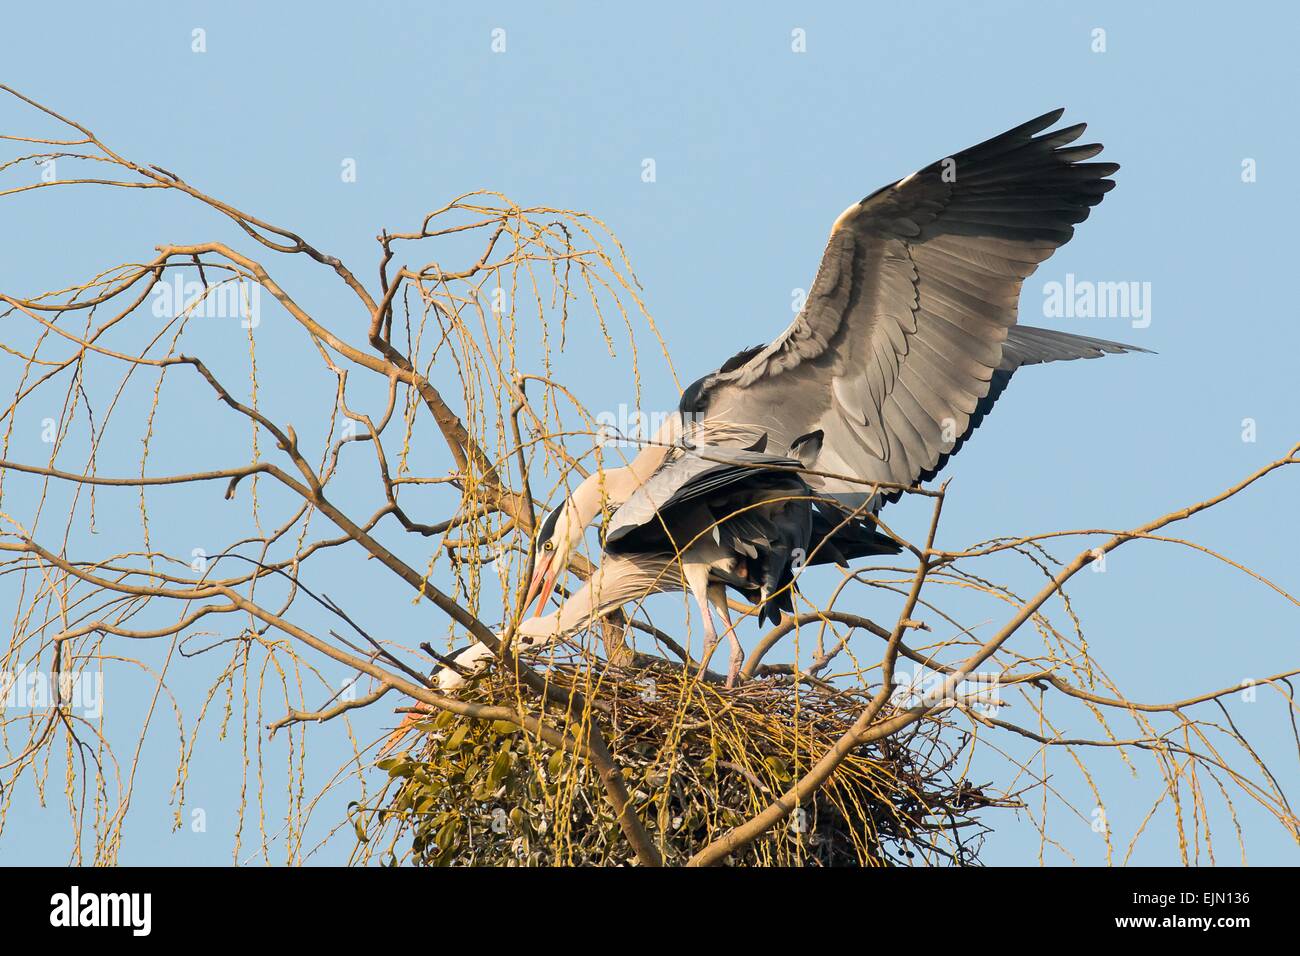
[1025,107,1067,131]
[1042,123,1088,148]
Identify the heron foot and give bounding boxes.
[724,632,745,688]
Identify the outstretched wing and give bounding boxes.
[687,110,1122,508]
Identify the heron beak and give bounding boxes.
[523,553,559,618]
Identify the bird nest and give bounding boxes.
[371,651,1015,866]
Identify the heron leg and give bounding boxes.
[685,564,720,677]
[697,594,720,673]
[708,582,744,688]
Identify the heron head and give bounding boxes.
[523,498,582,617]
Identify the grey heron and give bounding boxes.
[439,108,1148,691]
[436,435,901,690]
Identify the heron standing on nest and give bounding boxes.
[398,109,1148,747]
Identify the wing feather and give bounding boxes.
[685,110,1128,502]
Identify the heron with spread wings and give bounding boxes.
[433,108,1147,693]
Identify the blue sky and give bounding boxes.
[1,1,1297,865]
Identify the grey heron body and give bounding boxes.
[435,440,901,690]
[600,435,901,682]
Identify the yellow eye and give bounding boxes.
[542,541,555,552]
